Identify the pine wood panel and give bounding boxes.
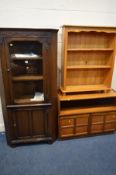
[75,126,88,135]
[67,51,113,66]
[68,32,114,49]
[76,115,89,125]
[66,70,106,86]
[60,127,74,137]
[104,123,116,131]
[91,124,104,133]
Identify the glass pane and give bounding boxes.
[8,40,44,104]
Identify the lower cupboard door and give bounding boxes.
[91,112,116,134]
[60,127,74,137]
[91,113,104,134]
[104,112,116,132]
[104,123,116,132]
[8,107,51,141]
[75,126,88,135]
[91,124,104,134]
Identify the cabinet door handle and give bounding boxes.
[13,123,16,127]
[7,68,10,72]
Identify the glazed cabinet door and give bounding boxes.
[7,105,53,144]
[2,36,51,105]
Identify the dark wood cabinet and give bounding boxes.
[0,28,58,146]
[7,104,52,144]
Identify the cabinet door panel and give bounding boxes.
[92,114,104,124]
[14,110,30,138]
[104,123,116,132]
[76,114,89,125]
[60,128,74,137]
[105,112,116,122]
[75,126,88,135]
[91,112,116,134]
[8,106,51,141]
[32,110,47,136]
[91,124,104,133]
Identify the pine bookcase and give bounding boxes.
[59,25,116,139]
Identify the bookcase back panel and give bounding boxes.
[68,32,114,49]
[13,81,43,99]
[66,70,107,86]
[67,51,113,66]
[60,98,115,110]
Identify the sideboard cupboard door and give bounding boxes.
[7,106,52,144]
[91,112,116,134]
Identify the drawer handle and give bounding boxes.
[7,68,11,72]
[13,123,16,127]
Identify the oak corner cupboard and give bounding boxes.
[0,28,58,146]
[58,25,116,139]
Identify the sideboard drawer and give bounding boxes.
[60,118,74,127]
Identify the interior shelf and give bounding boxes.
[67,48,114,51]
[66,65,111,69]
[59,90,116,101]
[60,85,111,93]
[14,95,44,104]
[14,98,43,104]
[11,57,43,60]
[12,75,43,81]
[59,105,116,116]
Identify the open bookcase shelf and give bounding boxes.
[61,25,116,94]
[66,65,111,69]
[59,25,116,139]
[59,90,116,101]
[60,85,111,93]
[67,48,114,51]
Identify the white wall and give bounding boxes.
[0,0,116,131]
[0,98,4,131]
